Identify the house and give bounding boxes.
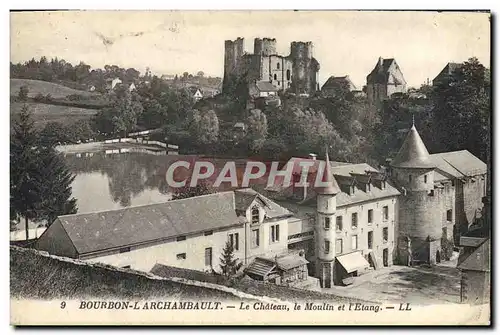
[186,87,204,101]
[249,81,279,98]
[244,251,313,288]
[128,83,136,92]
[366,57,407,106]
[321,75,357,98]
[264,152,400,287]
[432,62,462,87]
[457,237,490,305]
[36,189,293,273]
[106,77,122,91]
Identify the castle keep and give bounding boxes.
[223,37,320,96]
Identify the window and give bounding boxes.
[336,216,343,231]
[176,253,186,260]
[277,62,280,69]
[324,217,331,230]
[251,229,260,248]
[424,174,428,183]
[446,209,453,222]
[251,208,260,224]
[351,235,358,250]
[277,81,280,86]
[176,236,186,242]
[368,209,373,224]
[324,240,331,254]
[274,74,277,80]
[270,224,280,243]
[204,230,213,236]
[335,239,343,254]
[383,206,389,221]
[368,231,373,249]
[228,233,239,251]
[286,69,291,81]
[205,247,212,267]
[409,175,412,183]
[351,213,358,229]
[119,247,131,253]
[383,227,388,243]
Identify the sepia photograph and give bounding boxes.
[8,9,491,326]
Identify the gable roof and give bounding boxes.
[429,150,486,178]
[391,125,436,169]
[457,238,490,272]
[234,188,292,219]
[55,192,243,255]
[255,81,278,92]
[433,62,462,84]
[367,58,395,83]
[321,76,357,91]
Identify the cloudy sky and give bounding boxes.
[10,10,490,88]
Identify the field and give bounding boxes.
[10,102,97,127]
[11,78,99,99]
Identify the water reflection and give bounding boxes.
[65,152,174,213]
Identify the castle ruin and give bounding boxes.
[223,37,320,96]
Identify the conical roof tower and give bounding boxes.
[317,149,340,195]
[391,124,436,169]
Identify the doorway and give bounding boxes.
[436,250,441,263]
[383,248,389,267]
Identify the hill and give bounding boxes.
[10,78,99,99]
[10,102,97,128]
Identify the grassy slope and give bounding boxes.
[11,78,98,99]
[10,102,97,127]
[10,246,238,300]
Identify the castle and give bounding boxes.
[223,37,320,96]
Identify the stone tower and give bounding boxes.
[315,150,340,288]
[391,123,442,265]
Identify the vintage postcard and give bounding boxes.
[9,10,491,326]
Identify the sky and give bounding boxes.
[10,10,490,88]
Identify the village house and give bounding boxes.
[36,189,300,275]
[188,87,204,101]
[457,236,490,305]
[366,57,407,106]
[432,62,463,87]
[320,75,357,98]
[105,77,123,91]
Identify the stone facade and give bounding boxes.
[223,37,320,96]
[366,57,407,106]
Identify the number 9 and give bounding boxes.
[60,301,66,309]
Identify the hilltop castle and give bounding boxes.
[223,37,320,96]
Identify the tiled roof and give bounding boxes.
[433,62,462,84]
[57,192,241,255]
[391,125,436,169]
[255,81,278,92]
[54,189,291,255]
[367,58,396,84]
[429,150,486,178]
[321,76,357,91]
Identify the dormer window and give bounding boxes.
[251,207,260,224]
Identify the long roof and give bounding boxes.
[54,190,290,255]
[429,150,487,178]
[391,125,436,169]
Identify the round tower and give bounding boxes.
[254,37,276,56]
[315,150,340,288]
[391,123,442,265]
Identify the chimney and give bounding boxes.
[378,57,383,72]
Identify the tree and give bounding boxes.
[35,147,77,224]
[187,109,219,146]
[39,121,70,146]
[218,240,243,278]
[18,85,29,101]
[10,105,41,240]
[172,181,214,200]
[431,57,490,162]
[197,71,205,78]
[246,109,268,152]
[11,106,78,238]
